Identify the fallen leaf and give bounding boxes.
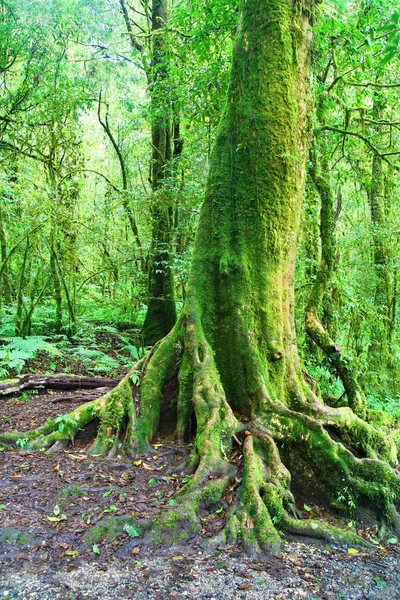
[246,517,254,529]
[131,547,140,555]
[67,454,86,461]
[244,431,251,436]
[47,515,67,522]
[92,544,100,555]
[133,460,142,466]
[124,524,140,537]
[65,550,79,557]
[143,463,154,471]
[172,554,184,561]
[54,464,60,472]
[347,548,359,555]
[387,537,398,544]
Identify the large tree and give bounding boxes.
[3,0,399,555]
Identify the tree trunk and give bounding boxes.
[0,199,11,305]
[368,90,391,365]
[142,0,177,346]
[50,243,63,332]
[305,143,366,415]
[4,0,399,555]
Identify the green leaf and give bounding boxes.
[92,544,100,555]
[373,576,387,588]
[303,504,313,513]
[47,514,67,522]
[104,504,118,513]
[124,523,140,537]
[386,537,398,544]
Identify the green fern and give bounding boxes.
[0,336,62,376]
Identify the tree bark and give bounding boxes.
[368,88,392,364]
[120,0,177,346]
[142,0,177,346]
[0,199,11,305]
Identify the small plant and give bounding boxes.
[336,486,356,510]
[15,437,29,449]
[60,486,88,498]
[130,370,141,386]
[54,414,78,440]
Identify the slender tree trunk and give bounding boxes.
[305,144,366,415]
[50,244,63,332]
[0,199,11,305]
[142,0,177,345]
[368,90,391,364]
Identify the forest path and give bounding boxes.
[0,386,399,599]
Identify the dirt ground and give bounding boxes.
[0,388,399,599]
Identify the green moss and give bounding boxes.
[83,516,142,545]
[200,480,227,506]
[367,409,393,427]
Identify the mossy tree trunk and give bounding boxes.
[0,198,11,306]
[305,141,366,416]
[368,88,393,366]
[5,0,399,555]
[141,0,177,346]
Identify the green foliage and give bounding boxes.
[15,438,29,449]
[0,336,62,377]
[53,414,78,439]
[305,362,345,398]
[336,486,356,511]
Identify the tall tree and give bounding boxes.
[119,0,177,345]
[3,0,399,555]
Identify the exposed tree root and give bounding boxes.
[1,310,399,555]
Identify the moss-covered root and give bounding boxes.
[0,365,146,455]
[223,433,370,554]
[87,375,139,457]
[0,392,105,452]
[276,411,400,532]
[233,435,283,556]
[281,515,369,547]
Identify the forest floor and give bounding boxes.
[0,385,399,599]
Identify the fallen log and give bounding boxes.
[0,374,120,397]
[50,387,111,403]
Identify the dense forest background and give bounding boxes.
[1,0,399,420]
